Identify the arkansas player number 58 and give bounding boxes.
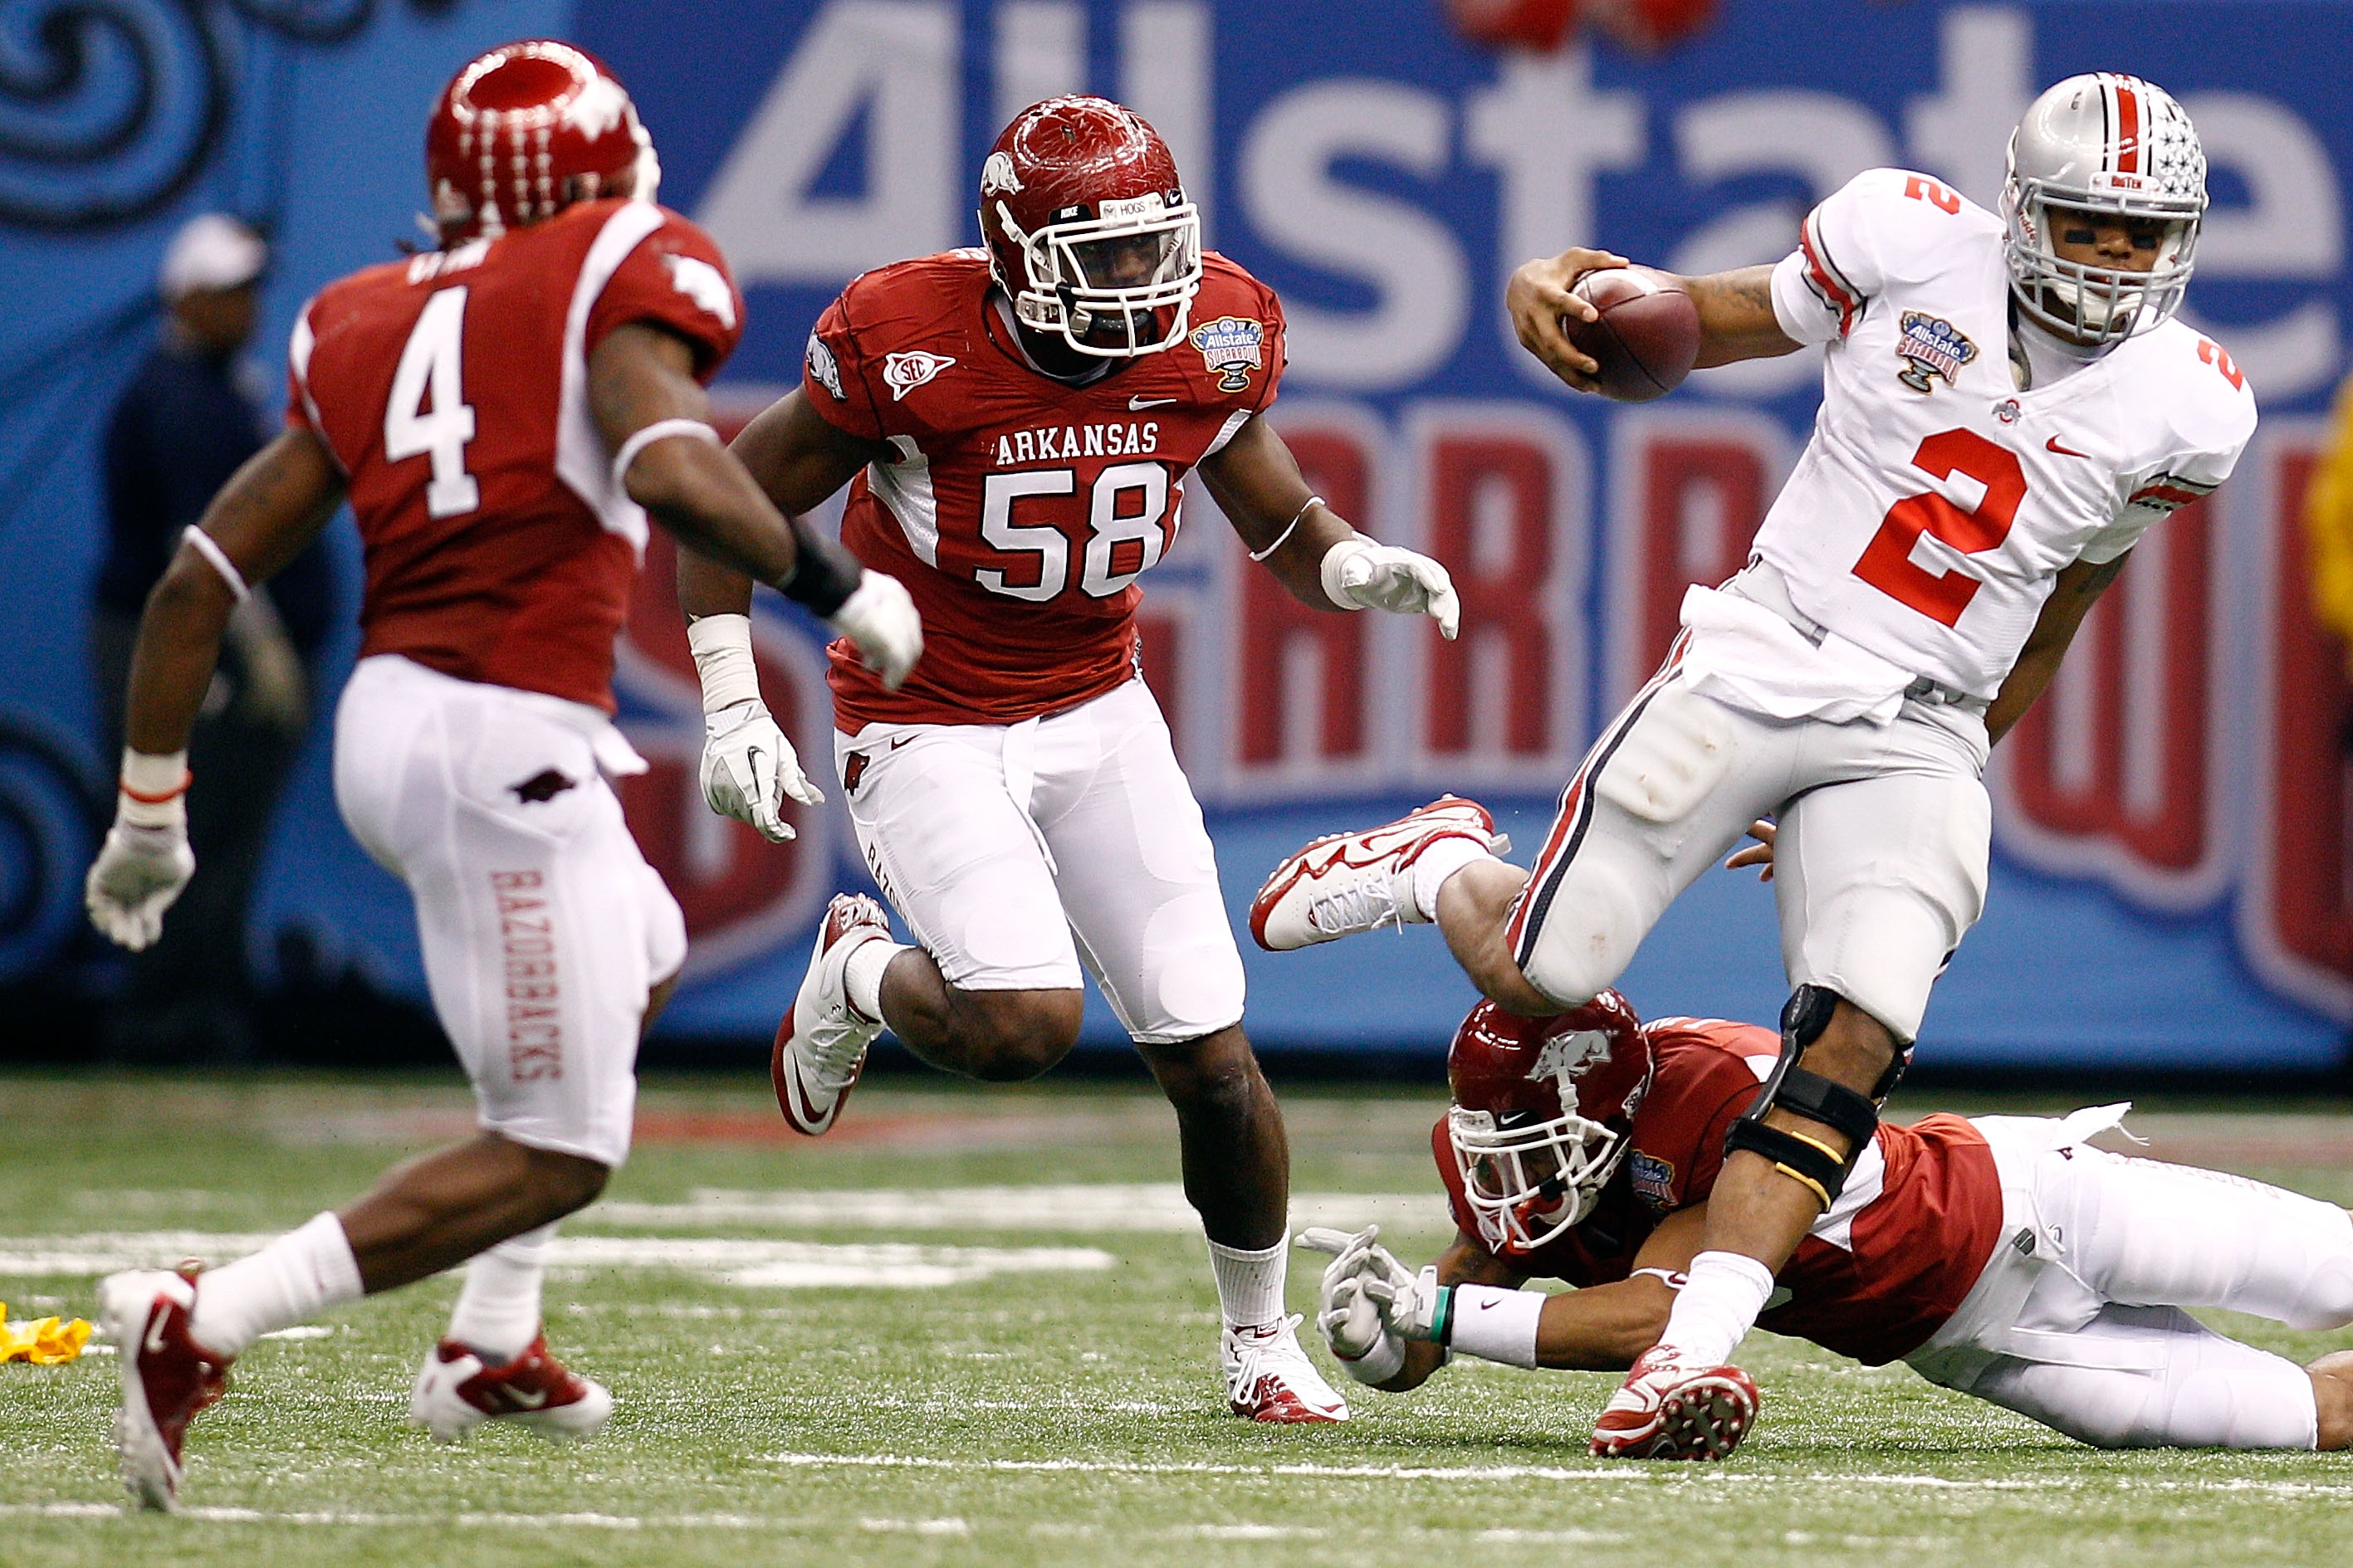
[977,462,1172,602]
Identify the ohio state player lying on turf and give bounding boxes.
[82,42,920,1512]
[1305,995,2353,1456]
[1253,73,2254,1453]
[673,95,1463,1424]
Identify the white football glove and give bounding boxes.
[1299,1225,1416,1385]
[700,699,822,843]
[86,813,195,952]
[829,569,923,691]
[1321,538,1460,640]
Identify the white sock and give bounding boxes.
[188,1211,363,1358]
[445,1223,555,1362]
[842,938,905,1024]
[1208,1234,1288,1332]
[1655,1249,1777,1367]
[1410,838,1496,922]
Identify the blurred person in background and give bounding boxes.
[90,212,338,1063]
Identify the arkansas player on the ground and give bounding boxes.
[1304,995,2353,1456]
[675,95,1463,1424]
[81,41,917,1512]
[1254,72,2257,1447]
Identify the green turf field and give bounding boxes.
[3,1072,2351,1566]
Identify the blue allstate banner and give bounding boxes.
[5,0,2351,1067]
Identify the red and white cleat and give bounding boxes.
[1250,796,1507,952]
[1589,1345,1759,1460]
[98,1268,232,1512]
[1223,1315,1349,1424]
[772,892,893,1136]
[408,1332,614,1443]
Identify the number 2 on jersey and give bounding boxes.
[978,462,1172,601]
[1852,427,2026,627]
[384,286,481,519]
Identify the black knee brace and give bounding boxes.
[1721,984,1908,1211]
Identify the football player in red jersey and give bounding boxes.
[81,42,921,1511]
[675,95,1464,1423]
[1304,994,2353,1456]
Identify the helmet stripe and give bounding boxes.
[2113,76,2142,174]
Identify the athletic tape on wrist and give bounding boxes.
[609,418,719,492]
[1339,1332,1406,1385]
[180,526,250,605]
[1318,535,1372,610]
[685,613,762,712]
[1445,1284,1545,1369]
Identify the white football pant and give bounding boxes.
[1909,1114,2353,1449]
[832,678,1244,1044]
[335,654,684,1169]
[1507,645,1989,1043]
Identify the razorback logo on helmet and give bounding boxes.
[1529,1028,1611,1095]
[805,331,846,401]
[883,350,956,402]
[980,151,1023,199]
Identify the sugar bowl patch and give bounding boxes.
[1895,310,1977,393]
[1190,315,1264,393]
[1630,1151,1675,1209]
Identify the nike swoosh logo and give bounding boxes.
[145,1308,169,1357]
[504,1387,550,1409]
[1129,395,1176,411]
[2045,435,2092,458]
[888,735,912,750]
[1474,1297,1498,1312]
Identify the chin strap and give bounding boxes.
[1720,985,1908,1212]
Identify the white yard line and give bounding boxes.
[758,1453,2353,1499]
[595,1185,1446,1233]
[0,1234,1114,1290]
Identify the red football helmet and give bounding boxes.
[978,95,1202,359]
[425,40,658,244]
[1446,992,1654,1256]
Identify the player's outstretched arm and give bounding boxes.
[1508,253,1800,392]
[88,428,345,950]
[1984,553,2131,745]
[1532,1206,1704,1372]
[1199,414,1460,639]
[674,389,893,623]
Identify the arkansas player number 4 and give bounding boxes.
[384,285,482,520]
[977,462,1172,602]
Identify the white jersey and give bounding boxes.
[1702,167,2256,711]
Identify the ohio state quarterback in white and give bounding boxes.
[1254,72,2254,1458]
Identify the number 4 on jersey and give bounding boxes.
[385,286,481,519]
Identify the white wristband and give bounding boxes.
[181,526,250,604]
[685,613,761,713]
[1318,536,1372,611]
[1446,1283,1545,1370]
[610,418,720,492]
[118,747,191,830]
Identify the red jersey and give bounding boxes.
[288,199,743,711]
[803,250,1285,729]
[1436,1016,2006,1366]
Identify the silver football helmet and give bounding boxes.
[2000,73,2206,344]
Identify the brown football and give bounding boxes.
[1563,268,1700,403]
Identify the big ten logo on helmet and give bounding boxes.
[609,529,834,979]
